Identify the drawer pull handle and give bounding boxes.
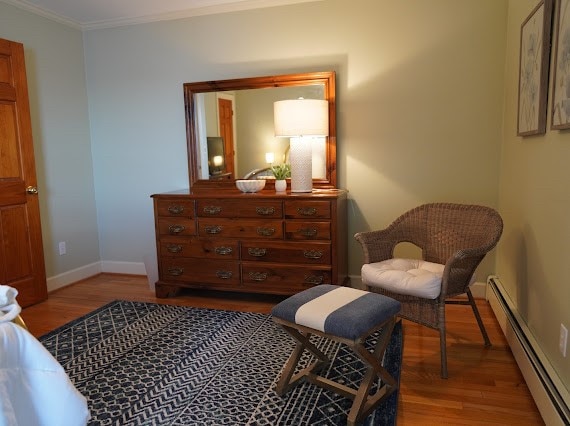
[256,227,275,237]
[166,244,183,253]
[214,246,233,255]
[203,206,222,215]
[255,206,275,216]
[299,228,318,237]
[216,270,233,279]
[248,247,267,257]
[249,272,268,282]
[168,224,185,234]
[205,225,222,234]
[304,250,324,259]
[297,207,317,216]
[167,267,184,276]
[304,275,324,285]
[168,205,184,215]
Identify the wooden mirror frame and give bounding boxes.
[183,71,336,190]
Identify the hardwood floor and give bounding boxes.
[22,273,544,425]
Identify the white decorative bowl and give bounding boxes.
[236,179,266,193]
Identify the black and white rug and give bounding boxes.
[39,300,402,425]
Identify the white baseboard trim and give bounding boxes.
[47,262,102,292]
[46,261,147,292]
[469,281,486,298]
[100,261,146,275]
[487,276,569,426]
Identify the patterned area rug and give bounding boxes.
[39,300,402,425]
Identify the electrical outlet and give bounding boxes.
[560,324,568,357]
[58,241,66,255]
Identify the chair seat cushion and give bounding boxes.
[362,258,445,299]
[271,284,401,340]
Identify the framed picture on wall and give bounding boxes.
[517,0,553,136]
[551,0,570,129]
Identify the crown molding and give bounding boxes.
[1,0,324,31]
[1,0,82,29]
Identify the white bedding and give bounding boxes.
[0,285,90,426]
[0,286,20,324]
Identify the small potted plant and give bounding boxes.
[270,163,291,192]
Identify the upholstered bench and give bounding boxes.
[271,284,401,426]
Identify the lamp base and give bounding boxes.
[289,136,312,193]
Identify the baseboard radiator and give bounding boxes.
[487,276,570,426]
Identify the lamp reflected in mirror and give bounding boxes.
[207,136,227,177]
[212,155,224,175]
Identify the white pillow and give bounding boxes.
[361,258,445,299]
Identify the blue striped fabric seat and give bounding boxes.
[271,284,401,340]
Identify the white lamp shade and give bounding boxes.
[274,99,329,137]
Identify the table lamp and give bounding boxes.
[273,98,329,192]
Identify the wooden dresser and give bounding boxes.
[151,189,348,297]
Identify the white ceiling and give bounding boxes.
[3,0,321,30]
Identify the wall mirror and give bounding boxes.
[183,71,336,190]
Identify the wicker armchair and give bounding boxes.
[354,203,503,378]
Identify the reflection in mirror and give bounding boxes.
[206,137,226,177]
[197,86,326,180]
[184,71,336,189]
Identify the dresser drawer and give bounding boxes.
[284,221,331,240]
[197,199,238,218]
[159,237,239,259]
[197,199,283,218]
[198,218,283,239]
[161,258,240,284]
[241,263,332,290]
[241,241,331,264]
[157,218,197,236]
[156,199,195,217]
[285,200,331,219]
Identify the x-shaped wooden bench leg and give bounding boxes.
[273,316,398,426]
[274,323,330,396]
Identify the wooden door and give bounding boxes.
[218,98,235,177]
[0,38,47,307]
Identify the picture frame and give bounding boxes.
[551,0,570,129]
[517,0,553,136]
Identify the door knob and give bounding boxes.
[26,186,38,194]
